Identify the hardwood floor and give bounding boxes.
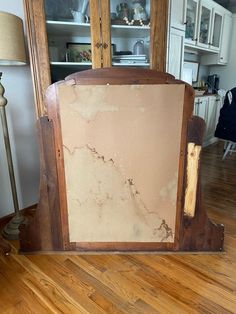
[0,141,236,313]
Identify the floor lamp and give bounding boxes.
[0,12,27,240]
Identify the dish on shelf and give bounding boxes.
[111,19,150,26]
[194,89,206,96]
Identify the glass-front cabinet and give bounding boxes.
[210,8,223,50]
[24,0,168,116]
[44,0,152,82]
[184,0,199,45]
[197,0,212,48]
[184,0,224,51]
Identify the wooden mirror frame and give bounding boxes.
[19,68,224,253]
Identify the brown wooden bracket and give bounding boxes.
[19,116,64,252]
[179,116,224,251]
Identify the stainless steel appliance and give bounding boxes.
[207,74,220,94]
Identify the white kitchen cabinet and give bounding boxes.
[201,12,232,65]
[183,0,231,59]
[205,96,217,143]
[170,0,186,31]
[197,0,213,49]
[184,0,199,45]
[194,95,220,146]
[194,96,208,120]
[210,7,223,51]
[168,27,185,79]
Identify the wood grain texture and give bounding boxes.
[23,0,51,117]
[100,0,112,67]
[23,0,169,118]
[184,143,201,217]
[2,146,236,313]
[179,118,224,251]
[150,0,169,71]
[19,117,64,252]
[19,68,224,252]
[89,0,102,69]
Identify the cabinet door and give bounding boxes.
[23,0,169,117]
[184,0,199,45]
[109,0,168,72]
[168,28,184,79]
[209,8,223,51]
[205,97,217,140]
[109,0,151,68]
[45,0,99,81]
[219,13,232,64]
[197,0,212,48]
[215,97,223,128]
[195,97,208,121]
[194,98,199,115]
[170,0,185,31]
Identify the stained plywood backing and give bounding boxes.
[58,84,185,243]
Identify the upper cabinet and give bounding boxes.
[170,0,186,31]
[197,0,213,49]
[24,0,169,117]
[210,6,223,50]
[184,0,199,45]
[201,12,232,65]
[184,0,225,52]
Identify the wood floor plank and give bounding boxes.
[0,141,235,313]
[10,254,90,313]
[70,255,195,313]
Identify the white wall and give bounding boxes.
[0,1,39,217]
[210,14,236,90]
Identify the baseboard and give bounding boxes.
[0,204,37,228]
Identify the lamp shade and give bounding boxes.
[0,11,26,65]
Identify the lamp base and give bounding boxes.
[2,213,27,240]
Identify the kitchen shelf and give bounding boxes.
[46,20,150,39]
[111,24,150,38]
[50,61,92,68]
[46,20,91,37]
[112,62,150,67]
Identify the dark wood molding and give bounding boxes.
[19,117,64,252]
[179,117,224,251]
[19,68,224,253]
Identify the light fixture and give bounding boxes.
[0,11,27,240]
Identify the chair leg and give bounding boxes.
[222,141,232,160]
[230,143,236,155]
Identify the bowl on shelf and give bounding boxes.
[194,89,206,96]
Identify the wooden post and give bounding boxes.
[150,0,169,71]
[89,0,103,69]
[100,0,112,68]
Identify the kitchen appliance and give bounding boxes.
[207,74,220,94]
